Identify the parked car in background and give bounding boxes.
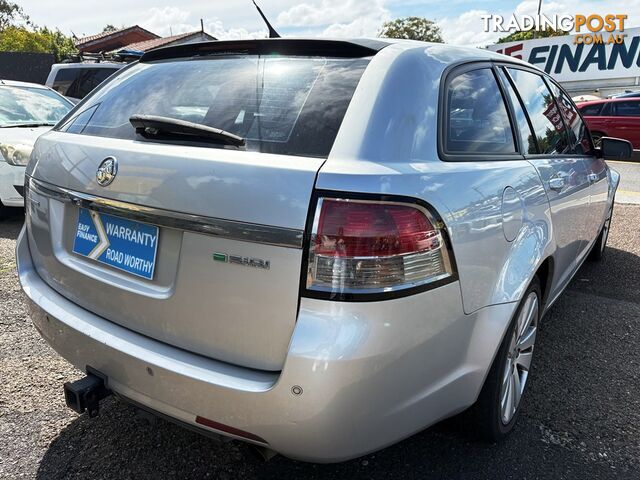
[45,62,124,102]
[17,39,629,462]
[609,91,640,99]
[0,80,73,215]
[578,98,640,149]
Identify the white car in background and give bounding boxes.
[0,80,73,215]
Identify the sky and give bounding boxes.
[16,0,640,46]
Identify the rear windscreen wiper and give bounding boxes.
[0,122,56,128]
[129,114,245,147]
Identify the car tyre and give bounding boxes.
[471,277,541,442]
[589,207,612,262]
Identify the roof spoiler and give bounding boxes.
[140,38,389,62]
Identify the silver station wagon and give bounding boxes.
[17,38,630,462]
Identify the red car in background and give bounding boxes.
[578,98,640,150]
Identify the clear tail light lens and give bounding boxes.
[306,197,455,297]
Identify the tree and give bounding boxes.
[497,28,568,44]
[378,17,444,43]
[0,26,77,61]
[102,24,117,33]
[0,0,30,30]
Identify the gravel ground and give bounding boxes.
[1,205,639,479]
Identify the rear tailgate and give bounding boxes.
[27,133,319,371]
[26,47,375,371]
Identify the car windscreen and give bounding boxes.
[59,55,370,158]
[0,86,72,127]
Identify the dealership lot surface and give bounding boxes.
[1,203,639,479]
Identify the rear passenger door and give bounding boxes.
[497,66,592,293]
[610,100,640,149]
[546,80,608,246]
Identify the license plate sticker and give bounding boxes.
[72,208,159,280]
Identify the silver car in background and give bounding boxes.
[17,39,628,462]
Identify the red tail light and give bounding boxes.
[306,197,455,297]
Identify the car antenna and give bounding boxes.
[252,0,280,38]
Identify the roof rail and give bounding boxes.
[60,51,128,64]
[140,38,389,62]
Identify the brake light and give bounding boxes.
[306,197,454,296]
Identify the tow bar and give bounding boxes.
[63,372,112,418]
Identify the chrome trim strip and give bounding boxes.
[27,177,304,249]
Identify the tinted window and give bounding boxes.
[546,81,594,155]
[579,104,603,116]
[53,67,120,99]
[507,68,570,155]
[497,68,537,154]
[62,56,369,158]
[612,101,640,117]
[0,86,71,127]
[445,68,515,154]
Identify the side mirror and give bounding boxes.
[597,137,633,160]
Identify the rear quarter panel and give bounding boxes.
[321,45,553,314]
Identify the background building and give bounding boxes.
[487,27,640,98]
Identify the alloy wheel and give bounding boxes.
[500,292,539,424]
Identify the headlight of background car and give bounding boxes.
[0,143,33,166]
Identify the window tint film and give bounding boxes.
[51,68,78,96]
[445,68,516,155]
[497,68,537,154]
[579,104,603,116]
[62,56,369,158]
[507,68,570,155]
[612,101,640,117]
[546,81,594,155]
[70,68,120,98]
[0,86,71,127]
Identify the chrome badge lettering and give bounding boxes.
[213,252,270,270]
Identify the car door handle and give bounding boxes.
[549,177,566,191]
[588,173,599,183]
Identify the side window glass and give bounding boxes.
[580,104,602,116]
[613,101,640,117]
[507,68,570,155]
[69,69,100,99]
[498,68,537,154]
[546,80,594,155]
[445,68,516,155]
[62,104,99,134]
[52,69,79,96]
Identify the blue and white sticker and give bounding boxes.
[72,208,159,280]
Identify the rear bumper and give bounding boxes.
[0,162,25,207]
[17,225,516,462]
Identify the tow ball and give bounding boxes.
[63,372,112,418]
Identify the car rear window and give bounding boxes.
[52,67,121,99]
[60,56,370,158]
